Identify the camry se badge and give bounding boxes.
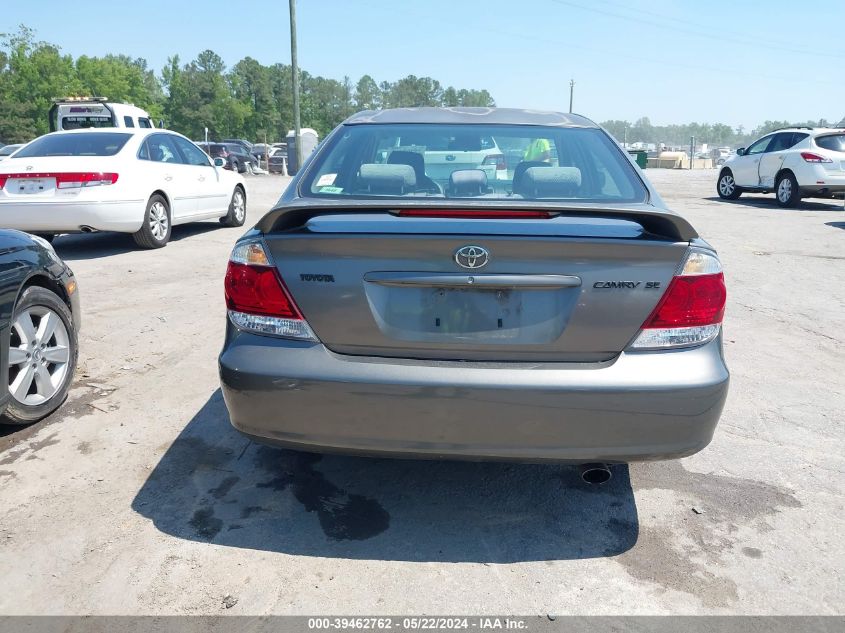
[593,281,661,289]
[455,245,490,269]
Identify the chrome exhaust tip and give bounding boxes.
[579,463,612,485]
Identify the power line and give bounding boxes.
[548,0,845,60]
[595,0,841,55]
[479,24,841,87]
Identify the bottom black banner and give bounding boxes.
[0,616,841,633]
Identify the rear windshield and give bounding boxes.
[815,134,845,152]
[302,123,647,203]
[60,116,116,130]
[14,133,131,157]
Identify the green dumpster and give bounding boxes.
[627,149,648,169]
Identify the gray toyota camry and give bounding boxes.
[219,108,728,470]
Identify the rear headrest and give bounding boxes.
[359,163,416,194]
[521,167,581,197]
[448,135,481,151]
[387,150,425,177]
[448,169,488,197]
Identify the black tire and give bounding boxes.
[232,160,241,174]
[133,194,171,249]
[2,286,78,425]
[717,169,742,200]
[33,233,56,244]
[775,171,801,208]
[220,186,247,227]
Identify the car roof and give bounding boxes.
[41,127,152,136]
[764,127,845,135]
[38,128,189,142]
[343,107,598,128]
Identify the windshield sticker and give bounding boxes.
[319,186,344,194]
[316,173,337,187]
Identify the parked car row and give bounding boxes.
[0,127,249,425]
[6,108,844,477]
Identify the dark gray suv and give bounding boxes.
[219,107,729,467]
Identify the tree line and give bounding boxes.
[2,26,841,147]
[601,116,844,149]
[0,25,493,144]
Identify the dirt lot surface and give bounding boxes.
[0,170,842,615]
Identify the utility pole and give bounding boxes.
[289,0,302,172]
[569,79,575,113]
[690,136,695,170]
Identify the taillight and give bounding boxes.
[56,172,119,188]
[629,249,726,350]
[0,172,118,190]
[224,241,317,340]
[397,210,551,219]
[800,152,833,164]
[482,154,507,170]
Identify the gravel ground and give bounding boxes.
[0,169,842,615]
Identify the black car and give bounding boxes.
[197,142,256,173]
[196,142,253,173]
[0,230,80,424]
[223,143,256,173]
[222,139,254,155]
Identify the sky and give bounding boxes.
[5,0,844,130]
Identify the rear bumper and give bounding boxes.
[0,199,144,232]
[219,327,729,463]
[801,185,845,196]
[802,167,845,195]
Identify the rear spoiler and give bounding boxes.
[256,199,698,242]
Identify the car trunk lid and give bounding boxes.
[263,210,690,362]
[0,157,119,199]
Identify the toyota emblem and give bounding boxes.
[454,245,490,269]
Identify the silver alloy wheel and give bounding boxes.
[8,305,71,405]
[719,174,735,196]
[233,190,246,223]
[778,178,792,202]
[149,201,169,241]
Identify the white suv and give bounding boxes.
[716,128,845,207]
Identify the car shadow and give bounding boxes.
[51,223,224,261]
[826,221,845,230]
[704,196,845,212]
[131,390,640,562]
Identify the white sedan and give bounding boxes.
[0,129,246,248]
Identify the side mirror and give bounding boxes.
[213,157,226,168]
[736,148,746,156]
